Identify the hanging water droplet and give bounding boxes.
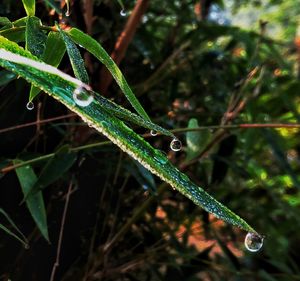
[73,84,94,107]
[120,9,127,16]
[24,244,30,250]
[150,130,158,136]
[244,232,264,252]
[26,101,34,110]
[170,138,182,152]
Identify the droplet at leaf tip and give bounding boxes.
[244,232,264,252]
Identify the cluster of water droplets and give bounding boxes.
[73,84,94,107]
[244,232,264,252]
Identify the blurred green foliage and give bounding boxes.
[0,0,300,280]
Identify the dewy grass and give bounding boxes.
[0,36,256,233]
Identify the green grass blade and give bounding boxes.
[0,36,256,233]
[0,208,28,247]
[57,26,89,84]
[29,31,66,101]
[14,160,49,241]
[22,0,36,16]
[94,94,174,137]
[67,28,152,122]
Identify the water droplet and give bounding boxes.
[120,9,127,16]
[65,10,71,17]
[150,130,158,136]
[170,138,182,152]
[26,101,34,110]
[24,244,30,250]
[73,84,94,107]
[244,232,264,252]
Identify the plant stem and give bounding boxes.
[49,179,73,281]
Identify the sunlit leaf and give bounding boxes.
[0,35,256,232]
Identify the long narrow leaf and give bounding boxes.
[14,160,49,241]
[29,31,66,101]
[57,26,89,84]
[22,0,36,16]
[67,28,152,122]
[0,36,256,233]
[95,94,174,137]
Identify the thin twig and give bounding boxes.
[1,123,299,174]
[49,179,74,281]
[0,113,75,134]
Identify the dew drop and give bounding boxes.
[24,244,30,250]
[120,9,127,16]
[150,130,158,136]
[73,84,94,107]
[26,101,34,110]
[244,232,264,252]
[170,138,182,152]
